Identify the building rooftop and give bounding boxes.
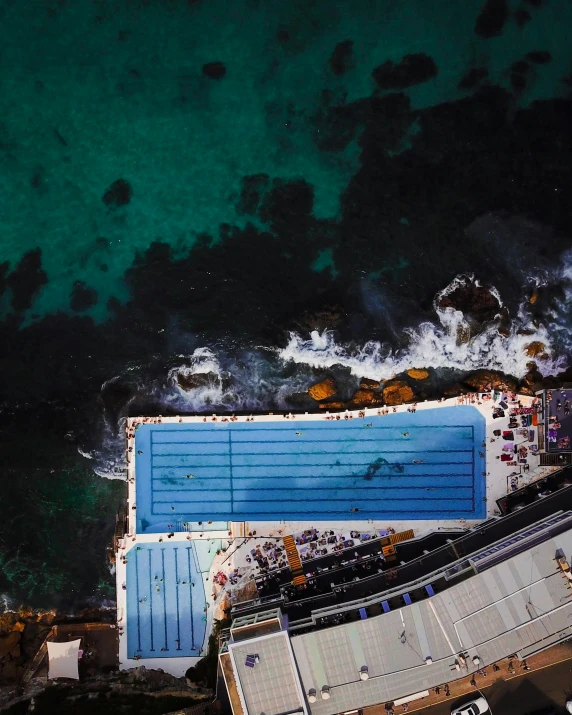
[133,406,486,529]
[228,524,572,715]
[228,631,307,715]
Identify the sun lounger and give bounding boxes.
[425,584,435,597]
[382,600,390,613]
[403,593,412,606]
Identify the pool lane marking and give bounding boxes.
[174,548,182,650]
[186,547,195,649]
[161,548,168,652]
[229,431,234,515]
[148,549,155,652]
[135,547,142,653]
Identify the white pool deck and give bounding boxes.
[116,392,560,675]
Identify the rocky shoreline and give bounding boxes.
[0,607,213,714]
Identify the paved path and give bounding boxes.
[366,643,572,715]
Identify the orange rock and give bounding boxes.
[350,389,376,405]
[524,341,546,358]
[308,377,337,401]
[382,381,415,405]
[318,401,345,409]
[11,622,25,633]
[406,368,429,381]
[359,377,380,390]
[529,289,539,304]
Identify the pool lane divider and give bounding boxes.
[186,547,195,649]
[174,548,182,650]
[161,548,168,652]
[148,549,155,652]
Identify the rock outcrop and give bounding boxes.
[349,389,377,406]
[524,341,547,358]
[308,377,337,401]
[437,275,501,327]
[382,380,415,405]
[462,369,518,393]
[177,372,219,391]
[359,377,381,389]
[406,368,429,380]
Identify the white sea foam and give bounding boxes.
[278,275,566,380]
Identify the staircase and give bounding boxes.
[283,535,306,586]
[390,529,415,545]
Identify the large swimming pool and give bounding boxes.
[134,406,486,530]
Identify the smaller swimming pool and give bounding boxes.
[126,540,214,659]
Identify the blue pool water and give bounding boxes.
[126,540,216,659]
[134,406,486,526]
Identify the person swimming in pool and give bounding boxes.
[401,432,409,437]
[186,474,195,479]
[412,459,424,464]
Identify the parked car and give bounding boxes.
[451,696,489,715]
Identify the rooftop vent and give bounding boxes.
[321,686,331,700]
[360,666,369,681]
[308,689,317,704]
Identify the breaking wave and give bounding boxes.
[278,274,567,380]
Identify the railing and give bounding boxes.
[291,510,570,625]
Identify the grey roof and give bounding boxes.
[228,528,572,715]
[229,631,307,715]
[291,531,572,715]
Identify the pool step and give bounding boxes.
[283,535,304,575]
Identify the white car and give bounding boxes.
[451,696,489,715]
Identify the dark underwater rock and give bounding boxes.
[458,67,488,90]
[513,9,531,26]
[70,281,98,312]
[475,0,509,38]
[237,173,269,215]
[372,53,437,90]
[276,27,290,45]
[0,260,8,297]
[102,178,132,207]
[6,248,48,311]
[510,72,527,92]
[511,60,530,74]
[525,51,552,64]
[202,61,226,79]
[329,40,354,76]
